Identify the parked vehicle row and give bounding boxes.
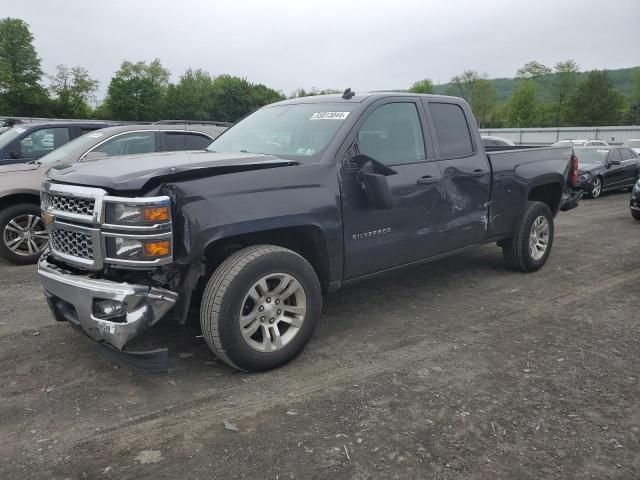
[36,91,582,372]
[0,123,226,264]
[574,146,640,198]
[0,122,111,165]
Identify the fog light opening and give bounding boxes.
[93,299,127,321]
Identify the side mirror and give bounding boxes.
[609,159,621,166]
[352,154,397,210]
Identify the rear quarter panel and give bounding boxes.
[487,147,573,238]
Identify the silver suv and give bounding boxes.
[0,123,226,264]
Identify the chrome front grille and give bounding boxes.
[42,192,95,217]
[50,226,95,261]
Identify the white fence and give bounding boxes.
[479,126,640,145]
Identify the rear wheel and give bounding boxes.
[200,245,321,372]
[502,201,554,272]
[0,203,48,265]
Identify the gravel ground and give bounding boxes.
[1,192,639,479]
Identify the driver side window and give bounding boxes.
[357,103,426,165]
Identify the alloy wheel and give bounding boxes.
[529,215,550,261]
[2,214,48,257]
[591,177,602,198]
[239,273,307,353]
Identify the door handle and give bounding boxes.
[417,175,438,185]
[471,169,486,177]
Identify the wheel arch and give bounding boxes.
[202,225,331,294]
[0,192,41,211]
[526,181,563,216]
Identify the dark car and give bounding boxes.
[37,92,581,372]
[630,178,640,220]
[574,146,640,198]
[0,123,226,264]
[0,122,110,165]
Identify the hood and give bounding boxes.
[0,163,45,195]
[0,162,40,174]
[46,150,299,193]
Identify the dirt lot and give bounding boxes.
[1,192,639,479]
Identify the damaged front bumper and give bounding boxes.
[38,255,178,351]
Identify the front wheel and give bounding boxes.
[590,176,602,198]
[502,201,554,272]
[0,203,49,265]
[200,245,322,372]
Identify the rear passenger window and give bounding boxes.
[163,132,187,151]
[429,103,474,158]
[357,103,426,165]
[621,149,635,160]
[185,133,211,150]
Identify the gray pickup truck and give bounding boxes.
[37,92,581,372]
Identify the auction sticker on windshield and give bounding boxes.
[310,112,350,120]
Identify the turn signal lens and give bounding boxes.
[142,206,170,222]
[143,240,171,257]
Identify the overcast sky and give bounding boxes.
[4,0,640,99]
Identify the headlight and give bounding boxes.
[106,236,172,262]
[105,201,171,225]
[578,172,591,181]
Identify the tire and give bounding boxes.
[200,245,322,372]
[589,176,602,198]
[502,201,554,273]
[632,210,640,221]
[0,203,48,265]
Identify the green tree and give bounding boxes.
[516,61,552,79]
[624,72,640,125]
[210,75,284,122]
[408,79,434,94]
[446,71,496,127]
[551,59,580,126]
[507,79,538,127]
[0,17,49,116]
[101,59,170,121]
[290,87,341,98]
[469,79,497,128]
[163,68,214,120]
[48,65,99,118]
[566,70,625,126]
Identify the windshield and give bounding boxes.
[37,130,107,165]
[574,148,609,163]
[0,126,28,148]
[207,103,356,159]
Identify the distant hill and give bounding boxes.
[433,67,640,102]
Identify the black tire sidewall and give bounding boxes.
[210,250,321,372]
[0,203,44,265]
[521,203,554,271]
[632,209,640,221]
